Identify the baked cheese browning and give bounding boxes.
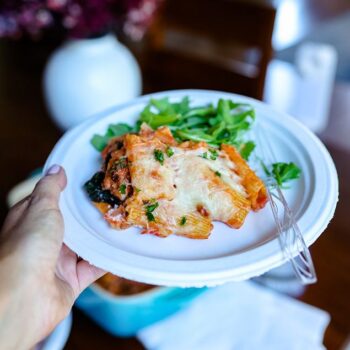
[221,144,268,211]
[92,124,267,239]
[168,154,251,231]
[124,133,176,201]
[124,198,213,239]
[140,124,178,146]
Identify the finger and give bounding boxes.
[55,244,79,294]
[29,165,67,211]
[76,260,106,294]
[57,244,78,276]
[1,196,31,235]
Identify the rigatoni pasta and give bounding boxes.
[85,124,268,239]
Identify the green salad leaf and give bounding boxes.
[272,162,301,187]
[91,123,137,152]
[238,141,256,161]
[262,161,301,187]
[90,96,257,160]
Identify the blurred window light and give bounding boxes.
[273,0,306,50]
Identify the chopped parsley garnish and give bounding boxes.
[111,157,128,171]
[146,212,155,222]
[201,152,208,159]
[209,148,218,160]
[119,184,126,194]
[154,149,164,165]
[179,216,187,226]
[215,171,221,177]
[145,201,159,222]
[166,146,174,157]
[145,202,159,213]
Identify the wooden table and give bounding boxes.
[0,40,349,350]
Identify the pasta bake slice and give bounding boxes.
[85,124,267,239]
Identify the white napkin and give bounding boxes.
[138,282,330,350]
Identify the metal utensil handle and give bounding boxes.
[255,124,317,284]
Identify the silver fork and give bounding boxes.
[254,123,317,284]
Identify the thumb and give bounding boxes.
[20,165,67,251]
[1,166,66,237]
[30,165,67,211]
[1,165,67,264]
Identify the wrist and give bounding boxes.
[0,253,40,350]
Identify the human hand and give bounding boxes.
[0,165,105,350]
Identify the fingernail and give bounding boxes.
[46,164,61,175]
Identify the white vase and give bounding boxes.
[43,33,142,130]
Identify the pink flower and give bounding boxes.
[0,0,162,39]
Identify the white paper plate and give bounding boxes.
[44,90,338,287]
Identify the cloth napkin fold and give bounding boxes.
[138,281,330,350]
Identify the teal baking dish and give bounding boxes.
[75,283,206,337]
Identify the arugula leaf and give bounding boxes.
[150,97,173,113]
[272,162,301,187]
[239,141,256,160]
[108,123,133,136]
[174,129,216,143]
[150,97,190,115]
[91,123,134,151]
[92,97,257,154]
[140,106,179,129]
[261,161,301,187]
[91,135,109,152]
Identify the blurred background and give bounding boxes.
[0,0,350,349]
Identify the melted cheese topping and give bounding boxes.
[162,147,248,225]
[171,147,247,197]
[116,127,260,238]
[125,134,176,201]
